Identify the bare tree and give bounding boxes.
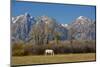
[30,16,57,45]
[69,25,77,44]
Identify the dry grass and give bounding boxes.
[11,53,96,66]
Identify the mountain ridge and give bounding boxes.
[11,13,95,42]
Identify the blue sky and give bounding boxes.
[12,1,96,24]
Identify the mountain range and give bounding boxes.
[11,13,96,43]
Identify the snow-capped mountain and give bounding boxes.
[69,16,95,40]
[11,13,69,42]
[11,13,95,42]
[11,13,35,41]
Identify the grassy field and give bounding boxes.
[12,53,96,66]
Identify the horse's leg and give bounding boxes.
[46,52,48,55]
[45,52,47,56]
[51,52,53,56]
[52,52,54,56]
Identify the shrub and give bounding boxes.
[12,40,96,56]
[12,42,25,56]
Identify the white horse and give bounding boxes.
[45,49,54,56]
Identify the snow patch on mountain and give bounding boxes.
[61,24,68,27]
